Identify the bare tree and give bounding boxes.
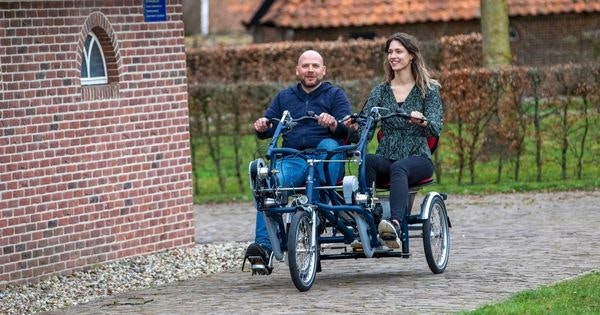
[480,0,514,183]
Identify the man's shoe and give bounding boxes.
[378,219,401,249]
[243,242,273,275]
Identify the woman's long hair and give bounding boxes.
[383,32,440,98]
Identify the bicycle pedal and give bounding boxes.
[246,255,266,267]
[245,255,273,275]
[251,264,273,275]
[251,263,268,275]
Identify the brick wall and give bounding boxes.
[510,13,600,66]
[0,0,195,288]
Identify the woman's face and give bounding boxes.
[387,40,412,72]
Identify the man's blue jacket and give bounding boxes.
[257,82,352,150]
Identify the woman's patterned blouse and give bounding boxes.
[350,82,443,161]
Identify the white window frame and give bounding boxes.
[81,32,108,85]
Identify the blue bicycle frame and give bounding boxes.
[252,108,386,260]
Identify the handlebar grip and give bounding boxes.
[400,110,427,122]
[338,113,363,124]
[380,111,427,122]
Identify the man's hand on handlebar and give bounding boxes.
[254,117,272,133]
[317,113,337,132]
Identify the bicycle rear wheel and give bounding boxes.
[423,195,450,274]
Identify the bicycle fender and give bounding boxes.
[419,192,443,220]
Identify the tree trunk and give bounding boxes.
[529,70,543,182]
[202,102,226,193]
[457,122,465,185]
[576,98,590,179]
[560,105,568,180]
[232,106,244,193]
[481,1,512,184]
[481,0,512,68]
[534,96,543,182]
[515,138,523,182]
[496,156,503,184]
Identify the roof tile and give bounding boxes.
[256,0,600,29]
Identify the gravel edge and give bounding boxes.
[0,242,247,315]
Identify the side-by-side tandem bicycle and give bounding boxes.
[244,107,451,292]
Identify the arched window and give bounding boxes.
[81,33,108,85]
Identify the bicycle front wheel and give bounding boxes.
[287,210,318,292]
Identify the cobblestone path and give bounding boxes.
[45,190,600,314]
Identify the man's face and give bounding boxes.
[296,52,326,90]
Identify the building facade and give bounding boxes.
[0,0,195,288]
[246,0,600,67]
[182,0,261,36]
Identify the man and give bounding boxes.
[245,50,352,273]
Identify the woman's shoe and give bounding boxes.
[350,239,363,252]
[378,219,401,249]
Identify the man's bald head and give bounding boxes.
[297,50,324,66]
[296,50,326,93]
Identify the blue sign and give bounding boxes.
[144,0,167,22]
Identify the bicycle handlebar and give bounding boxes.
[269,111,318,125]
[381,110,427,122]
[265,107,428,160]
[340,107,427,125]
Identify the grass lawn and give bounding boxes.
[462,271,600,314]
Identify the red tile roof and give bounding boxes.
[254,0,600,29]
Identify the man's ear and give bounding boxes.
[322,66,326,76]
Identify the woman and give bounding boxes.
[345,33,443,249]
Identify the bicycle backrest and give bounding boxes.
[377,130,439,155]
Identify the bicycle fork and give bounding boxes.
[306,160,319,254]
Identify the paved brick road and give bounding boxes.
[45,190,600,314]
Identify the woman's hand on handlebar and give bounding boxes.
[254,117,272,133]
[342,114,359,131]
[409,111,428,127]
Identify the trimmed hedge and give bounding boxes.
[185,34,468,85]
[187,40,386,85]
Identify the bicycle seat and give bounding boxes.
[376,176,434,190]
